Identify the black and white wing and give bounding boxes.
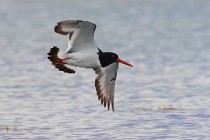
[94,63,119,112]
[54,20,98,53]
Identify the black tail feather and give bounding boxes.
[47,46,75,74]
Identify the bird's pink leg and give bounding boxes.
[53,58,69,65]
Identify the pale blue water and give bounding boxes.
[1,0,210,139]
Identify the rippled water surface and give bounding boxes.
[1,0,210,139]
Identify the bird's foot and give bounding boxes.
[52,58,69,65]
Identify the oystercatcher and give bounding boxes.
[48,20,133,112]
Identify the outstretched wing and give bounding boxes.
[94,63,119,112]
[54,20,98,53]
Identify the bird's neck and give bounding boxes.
[97,49,116,67]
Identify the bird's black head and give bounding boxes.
[98,48,133,67]
[98,51,119,67]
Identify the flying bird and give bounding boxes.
[48,20,133,112]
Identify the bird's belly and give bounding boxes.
[65,52,101,68]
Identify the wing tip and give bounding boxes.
[94,72,115,112]
[54,25,69,35]
[54,20,96,35]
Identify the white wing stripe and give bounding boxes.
[94,63,119,112]
[54,20,97,53]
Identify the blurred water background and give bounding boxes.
[0,0,210,139]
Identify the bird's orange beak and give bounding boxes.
[117,58,133,67]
